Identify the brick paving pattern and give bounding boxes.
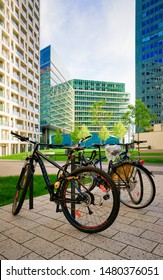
[0,164,163,260]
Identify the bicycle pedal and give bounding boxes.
[103,194,110,200]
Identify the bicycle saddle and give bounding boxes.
[92,143,106,148]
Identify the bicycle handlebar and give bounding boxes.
[11,131,30,142]
[115,140,147,147]
[11,131,63,148]
[79,135,91,144]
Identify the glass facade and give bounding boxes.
[136,0,163,123]
[40,46,74,141]
[73,79,130,133]
[40,46,130,141]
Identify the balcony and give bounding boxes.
[11,97,19,104]
[0,120,9,126]
[0,76,5,84]
[11,84,19,92]
[13,110,20,117]
[0,89,5,98]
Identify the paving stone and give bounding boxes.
[0,164,162,260]
[3,227,35,244]
[111,222,145,236]
[115,215,135,224]
[119,245,162,260]
[11,217,39,230]
[20,252,45,260]
[0,233,8,242]
[25,205,46,212]
[23,237,62,259]
[96,227,118,238]
[56,224,89,240]
[83,234,126,254]
[140,230,163,243]
[155,218,163,226]
[131,220,163,234]
[35,216,64,229]
[0,204,12,212]
[85,248,124,260]
[153,244,163,257]
[0,254,6,259]
[0,239,31,259]
[32,194,49,202]
[145,210,163,219]
[146,205,163,214]
[19,210,43,220]
[51,250,84,260]
[0,220,15,232]
[37,209,63,219]
[29,225,64,241]
[0,211,22,222]
[112,232,157,252]
[124,212,159,223]
[54,236,95,257]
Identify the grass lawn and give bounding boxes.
[0,148,163,165]
[0,174,57,207]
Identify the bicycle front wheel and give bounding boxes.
[110,162,156,209]
[12,163,33,215]
[60,166,120,233]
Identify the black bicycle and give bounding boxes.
[60,137,156,209]
[11,131,120,233]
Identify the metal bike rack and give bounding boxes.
[29,175,34,209]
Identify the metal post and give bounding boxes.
[29,175,33,209]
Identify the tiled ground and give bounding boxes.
[0,165,163,260]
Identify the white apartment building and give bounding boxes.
[0,0,40,156]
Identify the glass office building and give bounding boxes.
[40,47,130,143]
[73,79,130,133]
[40,45,74,142]
[0,0,40,155]
[136,0,163,123]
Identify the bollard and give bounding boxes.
[29,174,34,209]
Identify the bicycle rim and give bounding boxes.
[12,164,32,215]
[60,166,120,233]
[111,162,156,209]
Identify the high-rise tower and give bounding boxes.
[136,0,163,124]
[0,0,40,155]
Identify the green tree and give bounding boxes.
[122,99,157,141]
[113,122,127,142]
[98,125,110,142]
[70,125,80,143]
[90,100,112,129]
[54,129,63,145]
[78,124,91,140]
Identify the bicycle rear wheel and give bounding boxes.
[12,163,32,215]
[60,166,120,233]
[110,162,156,209]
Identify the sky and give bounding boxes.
[40,0,135,103]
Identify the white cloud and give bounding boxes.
[40,0,135,102]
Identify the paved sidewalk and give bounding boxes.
[0,164,163,260]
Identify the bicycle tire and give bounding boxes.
[12,163,32,215]
[110,162,156,209]
[60,166,120,233]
